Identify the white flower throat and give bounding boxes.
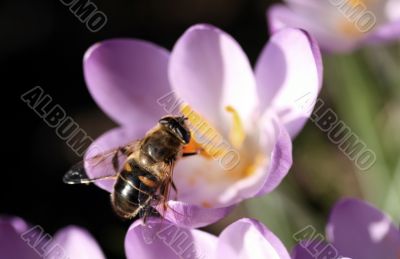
[181,103,265,181]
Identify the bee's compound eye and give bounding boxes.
[173,127,184,140]
[174,125,190,144]
[159,116,190,144]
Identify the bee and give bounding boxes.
[63,116,198,221]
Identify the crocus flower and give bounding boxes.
[292,198,400,259]
[83,24,322,228]
[268,0,400,52]
[124,218,290,259]
[0,216,105,259]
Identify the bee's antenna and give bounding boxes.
[178,116,188,123]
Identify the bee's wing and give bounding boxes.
[150,161,185,222]
[157,161,176,208]
[63,142,138,184]
[63,160,117,184]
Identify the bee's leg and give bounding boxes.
[111,147,127,172]
[152,193,185,219]
[157,180,178,200]
[146,207,160,218]
[171,181,178,198]
[119,146,128,155]
[142,213,150,225]
[182,151,198,157]
[111,153,119,172]
[155,189,169,213]
[139,206,160,226]
[152,194,162,202]
[140,208,150,225]
[182,139,203,157]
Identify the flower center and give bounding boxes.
[177,103,270,207]
[180,103,246,159]
[180,103,264,178]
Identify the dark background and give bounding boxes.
[2,0,279,257]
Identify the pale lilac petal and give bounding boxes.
[216,218,290,259]
[366,20,400,43]
[84,125,149,192]
[169,24,258,131]
[385,0,400,21]
[171,152,265,208]
[256,115,292,196]
[270,1,399,52]
[0,217,39,259]
[327,198,400,259]
[267,4,360,52]
[125,219,217,259]
[160,200,234,228]
[170,138,264,208]
[284,0,321,7]
[53,226,105,259]
[255,28,322,138]
[268,4,314,34]
[226,115,292,200]
[83,39,171,128]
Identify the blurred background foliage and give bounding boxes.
[2,0,399,257]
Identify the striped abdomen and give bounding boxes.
[111,160,159,219]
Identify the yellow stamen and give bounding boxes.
[225,105,245,149]
[181,104,228,159]
[337,19,363,37]
[348,0,364,7]
[180,103,247,158]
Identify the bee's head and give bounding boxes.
[159,116,191,144]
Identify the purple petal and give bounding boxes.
[291,240,337,259]
[256,116,292,196]
[255,27,322,138]
[291,243,316,259]
[53,226,105,259]
[327,198,400,259]
[160,200,234,228]
[85,125,149,192]
[216,218,291,259]
[0,217,39,259]
[365,20,400,43]
[83,39,172,128]
[125,219,217,259]
[169,24,258,130]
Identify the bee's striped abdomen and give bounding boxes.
[111,160,160,219]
